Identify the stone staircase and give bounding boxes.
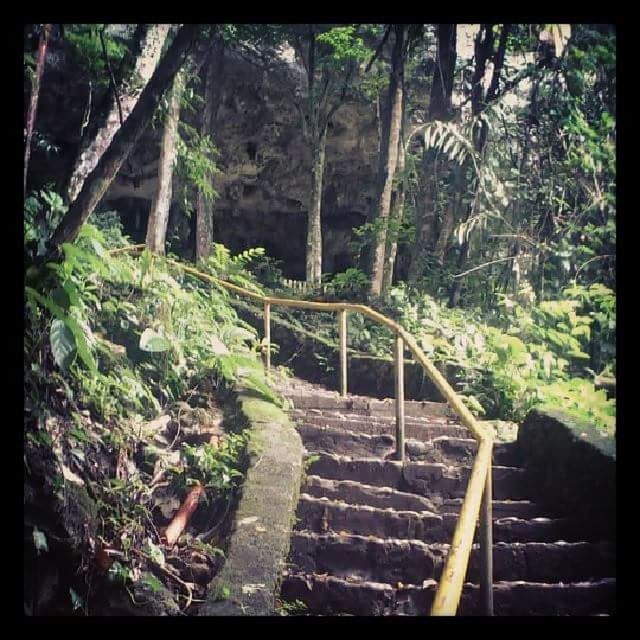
[276,378,616,616]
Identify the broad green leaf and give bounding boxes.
[50,319,76,370]
[139,328,171,353]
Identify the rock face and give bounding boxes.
[517,407,616,540]
[103,50,381,277]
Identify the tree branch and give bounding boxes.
[99,25,125,126]
[452,254,531,279]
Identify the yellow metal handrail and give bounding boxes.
[110,245,494,615]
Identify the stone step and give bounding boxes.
[289,531,616,585]
[291,408,455,425]
[297,423,519,466]
[441,497,547,519]
[287,394,452,419]
[307,452,528,500]
[303,476,541,519]
[294,413,469,441]
[302,475,438,513]
[281,572,616,616]
[296,495,575,543]
[459,578,617,616]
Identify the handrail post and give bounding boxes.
[338,308,347,397]
[263,300,271,376]
[479,459,494,616]
[394,332,405,463]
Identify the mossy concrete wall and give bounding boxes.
[199,386,303,616]
[517,407,615,540]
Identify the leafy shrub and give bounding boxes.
[25,215,273,426]
[326,268,370,300]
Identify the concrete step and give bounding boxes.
[303,475,541,519]
[281,572,616,616]
[287,394,452,419]
[297,414,469,441]
[441,497,547,519]
[296,495,575,543]
[298,423,519,466]
[302,475,438,512]
[307,452,528,500]
[459,578,617,616]
[289,531,616,584]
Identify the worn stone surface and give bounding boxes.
[518,407,616,540]
[199,390,303,616]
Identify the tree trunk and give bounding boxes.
[47,24,200,256]
[195,42,223,262]
[382,119,406,294]
[24,24,52,196]
[428,24,457,122]
[306,127,327,286]
[408,158,438,283]
[407,25,457,285]
[66,24,170,203]
[145,69,185,254]
[369,25,406,297]
[433,203,456,265]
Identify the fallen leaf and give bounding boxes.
[255,525,267,533]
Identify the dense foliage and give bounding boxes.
[23,22,615,614]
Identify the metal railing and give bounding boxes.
[112,247,494,615]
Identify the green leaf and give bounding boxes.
[139,328,171,353]
[143,538,166,568]
[69,588,83,611]
[33,526,48,555]
[142,574,164,594]
[50,319,76,370]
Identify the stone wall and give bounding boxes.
[517,408,616,540]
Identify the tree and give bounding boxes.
[47,24,202,256]
[145,69,186,254]
[381,98,406,293]
[368,24,409,296]
[145,36,217,256]
[407,23,457,284]
[24,24,52,196]
[66,24,170,203]
[195,38,225,261]
[232,24,369,285]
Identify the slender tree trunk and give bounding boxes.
[408,151,437,284]
[382,122,406,294]
[195,42,223,262]
[407,25,457,285]
[369,25,406,296]
[47,24,200,256]
[428,24,457,122]
[434,164,464,265]
[306,127,327,286]
[66,24,170,203]
[24,24,52,196]
[145,69,185,254]
[433,204,456,264]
